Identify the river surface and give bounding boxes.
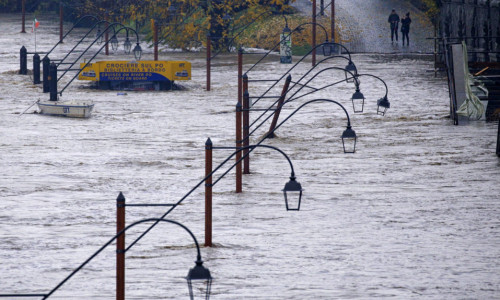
[1,13,499,299]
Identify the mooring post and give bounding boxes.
[205,138,213,247]
[236,101,242,193]
[33,53,41,84]
[267,74,292,138]
[206,34,211,91]
[42,56,50,93]
[19,46,27,75]
[312,0,317,66]
[59,3,64,43]
[243,90,250,174]
[49,63,58,101]
[21,0,26,33]
[116,192,125,300]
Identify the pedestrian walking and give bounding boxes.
[401,12,412,46]
[388,9,400,43]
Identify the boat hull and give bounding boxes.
[37,101,94,118]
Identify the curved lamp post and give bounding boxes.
[210,143,303,211]
[0,218,212,299]
[351,74,391,115]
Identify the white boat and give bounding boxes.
[37,100,94,118]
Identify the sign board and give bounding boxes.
[280,34,292,64]
[78,61,191,82]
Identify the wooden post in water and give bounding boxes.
[236,101,242,193]
[116,192,125,300]
[205,138,213,247]
[243,87,250,174]
[267,75,292,138]
[21,0,26,33]
[206,35,211,91]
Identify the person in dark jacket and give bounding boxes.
[388,9,400,42]
[401,12,412,46]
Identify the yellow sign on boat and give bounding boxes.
[78,60,191,82]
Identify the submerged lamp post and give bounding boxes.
[204,141,303,245]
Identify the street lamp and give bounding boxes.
[187,259,213,299]
[209,143,304,212]
[133,43,143,60]
[96,25,103,45]
[123,36,132,54]
[283,176,303,211]
[351,76,365,113]
[110,34,119,52]
[341,125,357,154]
[344,60,358,83]
[352,74,391,115]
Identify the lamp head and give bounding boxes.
[110,35,119,52]
[377,96,391,116]
[351,88,365,113]
[133,43,142,60]
[123,37,132,54]
[96,27,103,45]
[282,176,302,211]
[186,259,212,300]
[345,61,358,83]
[341,126,357,153]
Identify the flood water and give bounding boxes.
[1,13,499,299]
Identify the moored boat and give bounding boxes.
[37,100,94,118]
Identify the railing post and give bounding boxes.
[33,53,41,84]
[243,90,250,174]
[49,63,58,101]
[116,192,126,300]
[19,46,27,75]
[312,0,316,66]
[236,101,242,193]
[59,2,64,43]
[43,56,50,93]
[21,0,26,33]
[206,34,211,91]
[205,138,213,247]
[267,74,292,138]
